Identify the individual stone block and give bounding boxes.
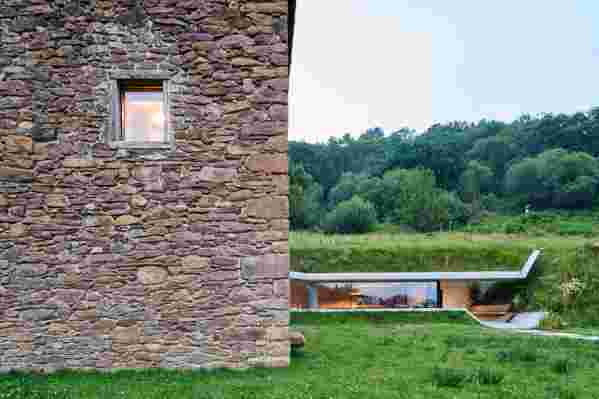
[0,167,33,181]
[114,215,139,225]
[181,255,210,273]
[196,167,238,182]
[4,135,33,153]
[138,267,168,285]
[242,254,288,280]
[245,154,287,174]
[245,196,288,219]
[63,159,98,168]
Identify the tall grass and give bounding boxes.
[290,231,589,274]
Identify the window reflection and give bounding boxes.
[123,91,164,142]
[350,282,439,308]
[291,281,440,309]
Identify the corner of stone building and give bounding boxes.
[0,0,291,371]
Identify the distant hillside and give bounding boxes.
[289,108,599,233]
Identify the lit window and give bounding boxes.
[116,80,167,143]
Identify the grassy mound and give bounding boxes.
[290,232,599,329]
[290,231,585,273]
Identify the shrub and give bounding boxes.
[559,277,586,299]
[471,367,504,385]
[539,312,568,330]
[0,375,74,399]
[480,193,502,212]
[496,347,539,363]
[322,196,377,234]
[545,384,578,399]
[551,357,576,374]
[512,293,526,312]
[504,221,525,234]
[557,222,594,237]
[444,334,469,349]
[432,367,504,388]
[431,367,468,388]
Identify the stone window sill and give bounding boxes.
[109,141,172,150]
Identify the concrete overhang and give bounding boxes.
[289,250,541,284]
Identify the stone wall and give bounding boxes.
[0,0,290,371]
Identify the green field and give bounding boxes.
[5,312,599,398]
[460,211,599,237]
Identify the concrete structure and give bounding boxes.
[0,1,291,371]
[290,250,541,310]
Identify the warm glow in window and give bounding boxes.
[120,81,165,142]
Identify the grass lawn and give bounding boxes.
[4,312,599,398]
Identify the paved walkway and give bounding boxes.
[479,312,546,330]
[476,311,599,342]
[519,329,599,342]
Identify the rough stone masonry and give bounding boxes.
[0,0,290,371]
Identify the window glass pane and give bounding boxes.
[353,282,439,308]
[295,281,439,309]
[123,91,164,142]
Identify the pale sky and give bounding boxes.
[289,1,599,142]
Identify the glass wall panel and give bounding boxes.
[290,280,440,309]
[351,282,439,308]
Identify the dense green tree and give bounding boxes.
[467,132,516,179]
[328,173,371,208]
[289,163,324,229]
[394,168,451,231]
[289,106,599,229]
[322,196,377,234]
[460,161,494,203]
[505,149,599,209]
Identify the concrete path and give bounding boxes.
[476,311,599,342]
[479,312,546,330]
[520,329,599,342]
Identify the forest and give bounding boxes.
[289,107,599,233]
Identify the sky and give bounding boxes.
[288,0,599,143]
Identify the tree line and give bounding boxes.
[290,107,599,233]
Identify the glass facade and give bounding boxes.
[304,281,440,309]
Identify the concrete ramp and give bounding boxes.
[480,312,546,330]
